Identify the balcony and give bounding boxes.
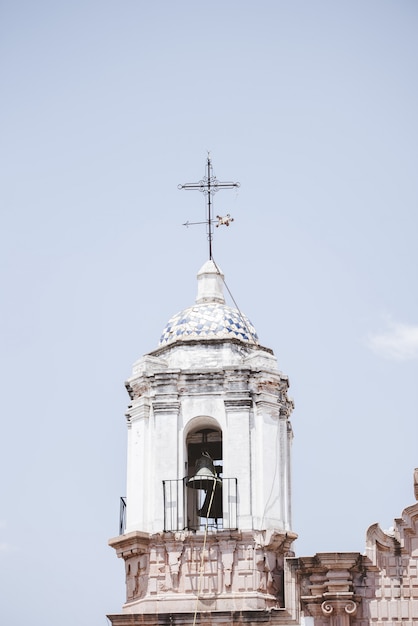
[163,476,238,532]
[118,477,238,535]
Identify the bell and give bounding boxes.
[198,481,223,519]
[187,451,221,490]
[187,452,223,520]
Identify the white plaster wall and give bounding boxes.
[124,340,293,535]
[161,343,252,370]
[126,402,150,532]
[224,407,252,528]
[181,396,226,431]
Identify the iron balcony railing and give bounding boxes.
[118,478,238,535]
[163,477,238,532]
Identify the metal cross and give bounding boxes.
[178,155,240,260]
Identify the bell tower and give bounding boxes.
[108,159,297,624]
[108,257,298,624]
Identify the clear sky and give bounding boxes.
[1,1,417,624]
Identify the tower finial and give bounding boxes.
[179,156,240,260]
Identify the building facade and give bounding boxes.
[108,261,418,626]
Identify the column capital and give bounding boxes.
[321,599,358,616]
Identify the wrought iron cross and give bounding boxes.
[178,155,240,260]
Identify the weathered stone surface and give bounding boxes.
[109,529,297,615]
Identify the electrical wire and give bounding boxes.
[192,479,217,626]
[211,256,257,344]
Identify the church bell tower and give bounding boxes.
[108,161,297,625]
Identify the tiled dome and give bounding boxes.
[158,260,259,348]
[159,302,258,346]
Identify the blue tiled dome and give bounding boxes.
[159,302,259,347]
[158,260,259,348]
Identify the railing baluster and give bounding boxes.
[161,478,237,532]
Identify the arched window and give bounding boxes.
[185,426,223,530]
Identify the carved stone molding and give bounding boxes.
[253,400,282,418]
[126,399,150,423]
[109,529,298,615]
[109,530,150,559]
[152,372,181,395]
[299,552,362,623]
[255,529,298,554]
[126,381,149,401]
[224,398,252,411]
[180,370,225,394]
[152,400,180,414]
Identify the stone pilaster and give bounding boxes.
[224,383,253,529]
[152,393,181,531]
[298,553,362,625]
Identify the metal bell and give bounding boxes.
[187,451,221,490]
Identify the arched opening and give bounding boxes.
[162,419,237,532]
[185,426,223,530]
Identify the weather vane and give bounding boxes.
[178,154,240,260]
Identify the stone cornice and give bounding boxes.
[253,400,282,418]
[148,338,274,358]
[131,354,169,377]
[224,398,253,411]
[126,365,292,401]
[125,380,150,401]
[254,529,298,553]
[126,399,150,423]
[108,530,150,558]
[107,609,299,626]
[152,400,180,414]
[178,371,225,394]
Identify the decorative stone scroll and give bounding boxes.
[321,599,358,626]
[321,599,357,615]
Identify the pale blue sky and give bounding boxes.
[1,2,418,624]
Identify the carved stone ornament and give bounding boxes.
[321,599,357,616]
[126,382,148,400]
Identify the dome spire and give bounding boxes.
[196,260,225,304]
[178,154,240,260]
